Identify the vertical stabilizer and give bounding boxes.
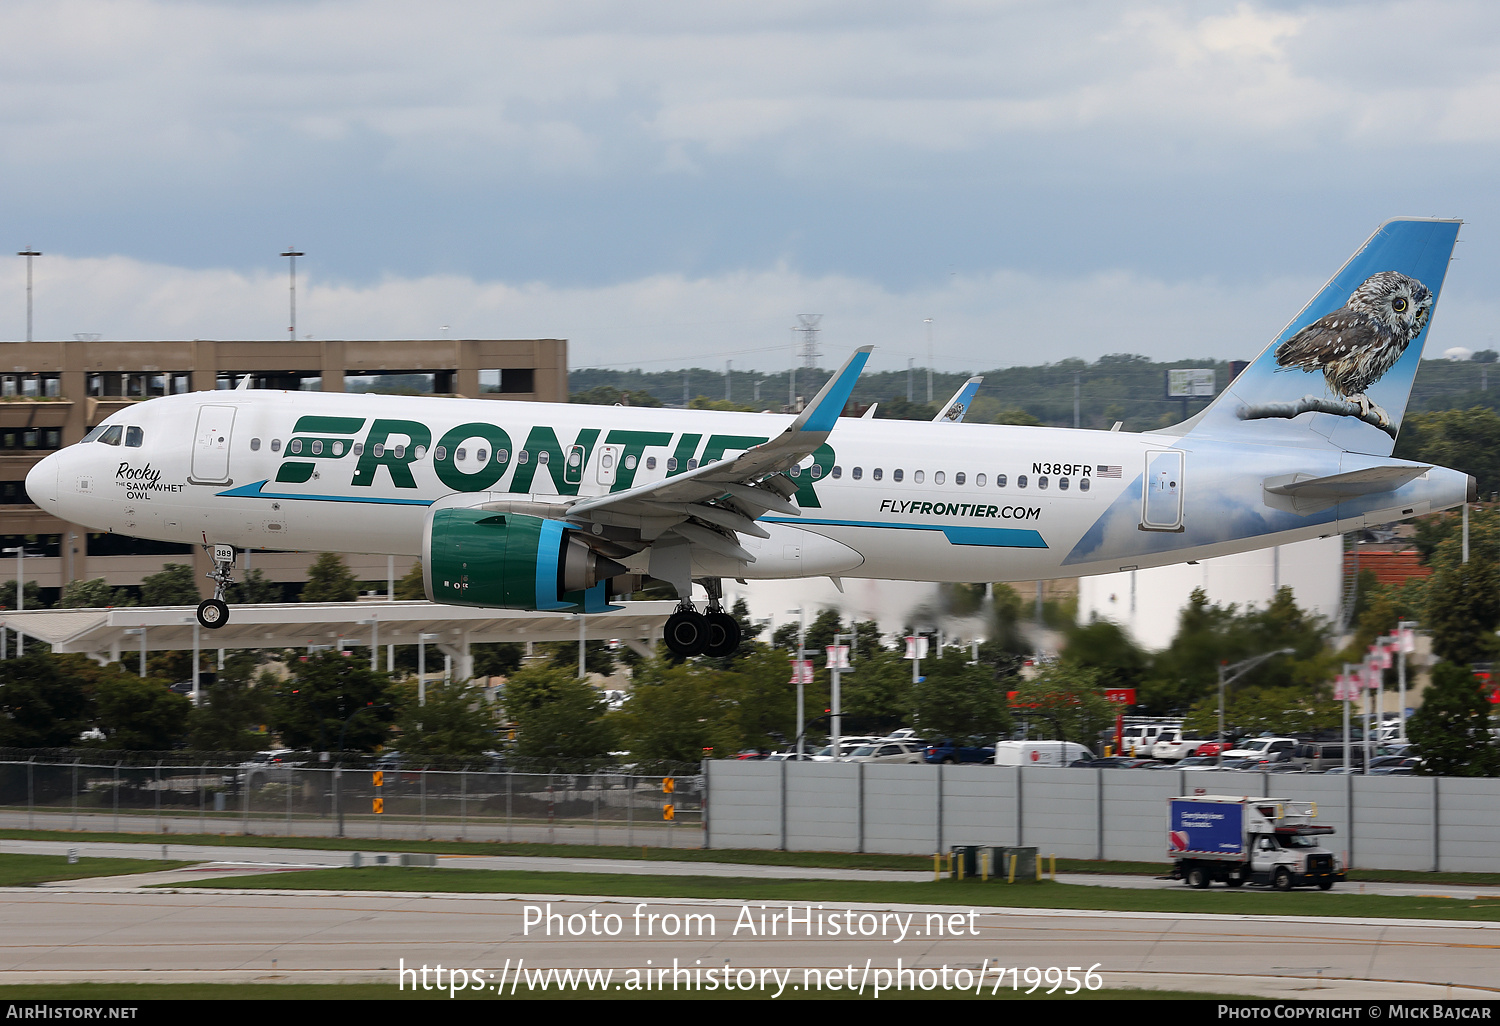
[1183,217,1461,456]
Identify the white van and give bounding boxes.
[993,741,1094,766]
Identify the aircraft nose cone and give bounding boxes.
[25,452,58,508]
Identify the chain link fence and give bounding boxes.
[0,757,704,848]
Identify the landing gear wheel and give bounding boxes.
[664,609,709,657]
[702,611,742,658]
[1272,868,1293,892]
[196,598,229,629]
[1186,866,1211,889]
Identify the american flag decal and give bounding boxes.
[1096,465,1122,478]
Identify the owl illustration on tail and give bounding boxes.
[1272,271,1433,430]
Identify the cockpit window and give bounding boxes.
[94,425,123,446]
[125,427,143,448]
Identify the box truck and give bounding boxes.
[1168,795,1344,890]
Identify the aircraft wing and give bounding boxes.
[565,346,873,565]
[933,376,982,423]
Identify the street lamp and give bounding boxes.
[787,608,807,758]
[123,627,147,677]
[1217,648,1294,765]
[280,247,304,341]
[417,632,439,705]
[2,545,42,657]
[17,247,40,342]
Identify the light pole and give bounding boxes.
[2,545,38,656]
[281,247,304,341]
[1217,648,1293,764]
[417,632,439,705]
[827,631,855,760]
[123,627,147,677]
[787,608,807,758]
[1395,620,1418,743]
[17,248,40,342]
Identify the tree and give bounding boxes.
[394,561,426,600]
[393,678,502,762]
[301,553,359,603]
[85,660,192,750]
[185,651,271,751]
[911,647,1012,741]
[1010,665,1114,747]
[0,652,93,747]
[0,579,45,611]
[269,652,394,752]
[1407,662,1500,777]
[1423,507,1500,665]
[1396,407,1500,498]
[227,569,284,604]
[140,563,201,606]
[503,664,616,768]
[611,658,738,768]
[59,577,133,608]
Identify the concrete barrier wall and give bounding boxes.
[706,762,1500,872]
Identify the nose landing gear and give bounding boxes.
[197,543,236,629]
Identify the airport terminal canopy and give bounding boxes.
[0,599,676,681]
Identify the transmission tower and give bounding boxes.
[795,314,822,370]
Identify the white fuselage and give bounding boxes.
[25,390,1470,585]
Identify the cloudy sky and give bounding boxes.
[1,0,1498,375]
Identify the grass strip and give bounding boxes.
[161,865,1500,923]
[0,853,195,887]
[7,828,1499,887]
[0,982,1236,1001]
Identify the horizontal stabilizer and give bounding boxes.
[1263,464,1429,515]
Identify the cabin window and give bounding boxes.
[477,448,488,462]
[414,445,426,459]
[831,465,842,479]
[1038,476,1048,489]
[332,441,344,456]
[373,443,384,457]
[624,454,637,470]
[125,427,143,448]
[1059,476,1069,491]
[310,440,323,455]
[934,471,946,485]
[666,457,677,471]
[955,472,965,485]
[893,468,903,482]
[1080,477,1090,492]
[687,458,699,470]
[452,447,463,461]
[810,464,821,478]
[351,442,361,456]
[872,468,883,481]
[516,450,528,464]
[996,474,1007,487]
[1017,475,1028,488]
[393,444,406,459]
[537,450,549,464]
[289,439,303,454]
[250,438,261,452]
[494,449,506,463]
[645,456,656,470]
[789,465,799,477]
[913,470,924,484]
[436,446,449,461]
[975,473,986,486]
[271,439,282,453]
[852,467,862,480]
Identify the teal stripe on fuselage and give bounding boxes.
[762,517,1047,548]
[216,481,435,506]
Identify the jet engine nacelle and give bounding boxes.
[422,507,627,611]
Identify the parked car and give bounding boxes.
[924,739,996,765]
[842,741,926,764]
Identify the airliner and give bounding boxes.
[25,218,1474,657]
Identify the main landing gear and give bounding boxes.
[197,543,235,629]
[662,579,741,658]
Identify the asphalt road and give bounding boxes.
[3,887,1497,999]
